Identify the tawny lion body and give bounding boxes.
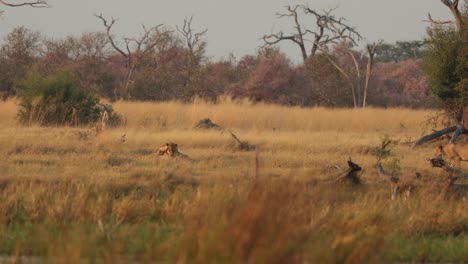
[435,142,468,167]
[158,143,189,158]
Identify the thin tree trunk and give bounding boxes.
[450,124,466,143]
[124,65,136,100]
[363,62,372,108]
[347,49,362,107]
[325,54,358,108]
[363,41,382,108]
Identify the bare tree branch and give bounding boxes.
[424,13,455,25]
[94,14,128,58]
[95,13,170,100]
[0,0,48,8]
[0,0,48,15]
[441,0,454,7]
[263,5,361,63]
[176,16,207,61]
[304,6,362,46]
[263,5,308,62]
[425,0,463,30]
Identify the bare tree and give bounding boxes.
[95,14,170,100]
[176,16,207,64]
[263,5,380,108]
[176,16,209,99]
[363,40,383,108]
[263,6,308,62]
[263,5,361,63]
[424,0,464,31]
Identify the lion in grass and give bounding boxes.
[435,142,468,167]
[158,143,189,158]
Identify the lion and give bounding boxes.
[158,143,189,158]
[435,142,468,167]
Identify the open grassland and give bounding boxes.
[0,100,467,263]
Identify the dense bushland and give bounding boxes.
[17,71,101,126]
[0,26,431,108]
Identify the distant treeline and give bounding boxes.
[0,26,431,108]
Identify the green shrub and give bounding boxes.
[17,71,102,126]
[423,5,468,123]
[372,135,401,176]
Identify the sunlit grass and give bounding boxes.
[0,100,466,262]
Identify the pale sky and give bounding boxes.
[0,0,453,61]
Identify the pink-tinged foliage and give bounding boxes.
[373,59,430,107]
[0,25,431,107]
[237,55,257,71]
[388,60,428,98]
[242,50,312,105]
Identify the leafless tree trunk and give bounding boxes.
[415,124,467,145]
[363,40,383,108]
[95,14,169,100]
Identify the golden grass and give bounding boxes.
[0,100,466,263]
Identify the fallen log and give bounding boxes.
[228,130,256,151]
[335,159,362,185]
[414,125,467,146]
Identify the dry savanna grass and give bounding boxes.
[0,99,467,263]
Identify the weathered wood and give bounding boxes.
[335,159,362,185]
[229,130,242,145]
[414,126,458,146]
[450,124,466,143]
[425,0,464,31]
[228,130,256,151]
